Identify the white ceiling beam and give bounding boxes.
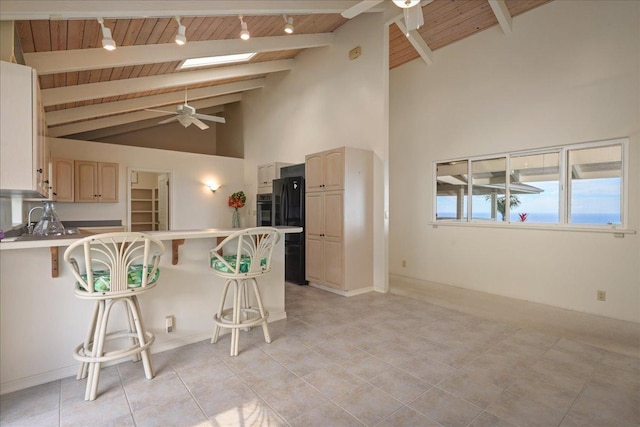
[46,78,265,125]
[26,33,333,75]
[0,1,370,20]
[394,20,433,66]
[488,0,512,34]
[41,59,293,106]
[48,93,241,137]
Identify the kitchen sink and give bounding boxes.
[14,228,81,241]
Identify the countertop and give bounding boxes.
[0,226,303,250]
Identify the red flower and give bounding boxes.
[228,191,246,209]
[519,213,528,222]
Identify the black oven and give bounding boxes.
[256,194,273,226]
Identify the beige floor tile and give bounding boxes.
[131,394,211,427]
[368,368,432,404]
[486,390,567,427]
[302,365,365,398]
[0,381,59,424]
[396,354,457,385]
[258,377,329,421]
[289,401,364,427]
[437,368,511,408]
[467,411,517,427]
[336,383,404,426]
[409,387,483,427]
[376,406,441,427]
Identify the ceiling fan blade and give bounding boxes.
[404,4,424,32]
[191,118,210,130]
[158,116,179,125]
[193,113,226,124]
[341,0,384,19]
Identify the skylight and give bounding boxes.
[177,53,257,70]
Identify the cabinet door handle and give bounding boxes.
[36,168,43,173]
[53,192,57,196]
[43,180,49,184]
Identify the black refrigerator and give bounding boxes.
[272,176,307,285]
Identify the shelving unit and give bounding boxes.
[130,188,158,232]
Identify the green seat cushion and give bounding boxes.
[211,255,266,274]
[80,265,160,292]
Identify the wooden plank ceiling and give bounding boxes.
[8,0,551,137]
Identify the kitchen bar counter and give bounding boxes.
[0,226,302,395]
[0,226,302,250]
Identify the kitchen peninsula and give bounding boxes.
[0,226,302,395]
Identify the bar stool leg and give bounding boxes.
[250,278,271,344]
[231,280,242,356]
[128,296,154,380]
[212,279,233,344]
[125,299,141,363]
[78,300,100,380]
[86,299,116,401]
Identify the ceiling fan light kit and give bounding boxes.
[97,18,116,51]
[393,0,420,8]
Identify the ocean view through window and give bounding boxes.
[434,138,627,228]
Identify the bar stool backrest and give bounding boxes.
[210,227,281,278]
[64,232,165,296]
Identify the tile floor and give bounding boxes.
[1,282,639,427]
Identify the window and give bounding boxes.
[436,160,468,220]
[434,138,627,228]
[568,144,622,225]
[510,152,560,223]
[471,157,506,221]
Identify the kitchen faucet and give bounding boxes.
[27,206,44,234]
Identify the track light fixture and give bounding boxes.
[283,14,294,34]
[174,16,186,45]
[239,15,250,40]
[97,18,116,51]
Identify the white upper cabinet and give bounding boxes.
[0,61,49,198]
[257,162,292,194]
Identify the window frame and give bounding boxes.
[432,137,629,231]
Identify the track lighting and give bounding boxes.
[283,15,294,34]
[97,18,116,51]
[239,15,250,40]
[174,16,186,45]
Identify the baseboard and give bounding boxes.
[308,282,374,297]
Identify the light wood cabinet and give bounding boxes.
[305,147,345,193]
[305,147,373,294]
[257,162,292,194]
[0,61,50,198]
[52,158,74,202]
[74,161,119,203]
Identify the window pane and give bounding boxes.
[436,160,468,220]
[471,158,506,221]
[568,145,622,225]
[510,152,560,223]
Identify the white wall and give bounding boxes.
[242,12,389,290]
[389,1,640,322]
[48,137,245,229]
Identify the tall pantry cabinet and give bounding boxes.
[305,147,373,294]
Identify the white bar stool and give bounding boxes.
[63,232,164,401]
[209,227,280,356]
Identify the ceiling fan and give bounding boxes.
[342,0,427,33]
[145,89,226,130]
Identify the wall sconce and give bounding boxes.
[207,183,221,193]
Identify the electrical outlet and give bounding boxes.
[597,290,606,301]
[165,315,174,333]
[402,260,406,268]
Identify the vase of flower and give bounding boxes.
[228,191,246,228]
[232,208,240,228]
